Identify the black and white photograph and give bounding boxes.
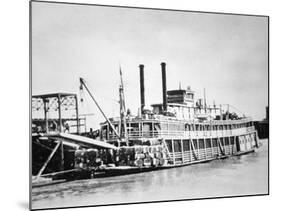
[30,1,269,210]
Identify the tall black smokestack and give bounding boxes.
[161,62,167,112]
[139,64,145,115]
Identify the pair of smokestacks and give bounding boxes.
[139,62,167,114]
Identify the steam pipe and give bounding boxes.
[161,62,167,112]
[139,64,145,114]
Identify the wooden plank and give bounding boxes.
[190,139,198,160]
[218,138,225,156]
[41,169,80,177]
[36,141,61,180]
[181,139,184,163]
[163,139,172,160]
[228,136,231,155]
[232,138,234,154]
[197,139,200,159]
[60,141,64,171]
[244,135,248,151]
[255,131,259,148]
[172,139,175,165]
[204,138,207,160]
[249,134,253,149]
[210,138,214,157]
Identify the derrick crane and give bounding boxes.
[79,78,122,143]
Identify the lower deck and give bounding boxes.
[89,131,259,178]
[164,132,258,165]
[33,131,258,181]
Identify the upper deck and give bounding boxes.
[98,62,256,144]
[100,114,256,143]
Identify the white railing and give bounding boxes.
[107,126,256,140]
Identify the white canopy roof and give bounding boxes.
[47,133,117,150]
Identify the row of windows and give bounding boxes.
[102,121,253,138]
[165,137,236,152]
[185,123,253,131]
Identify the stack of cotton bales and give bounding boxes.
[133,145,166,167]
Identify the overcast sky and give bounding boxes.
[32,2,268,128]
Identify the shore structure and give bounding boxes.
[254,106,269,139]
[32,62,259,182]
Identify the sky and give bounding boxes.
[31,2,268,129]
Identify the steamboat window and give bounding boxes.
[212,139,218,147]
[183,140,190,151]
[129,123,140,135]
[230,137,235,145]
[174,140,182,152]
[225,137,230,146]
[165,139,172,152]
[199,139,205,149]
[190,124,193,131]
[143,123,152,137]
[192,139,198,148]
[153,123,161,136]
[206,139,211,148]
[101,125,108,139]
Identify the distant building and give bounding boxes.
[254,106,269,139]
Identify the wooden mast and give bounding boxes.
[119,65,128,146]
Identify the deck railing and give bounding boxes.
[106,116,253,126]
[107,126,256,140]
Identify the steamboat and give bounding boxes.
[32,62,259,182]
